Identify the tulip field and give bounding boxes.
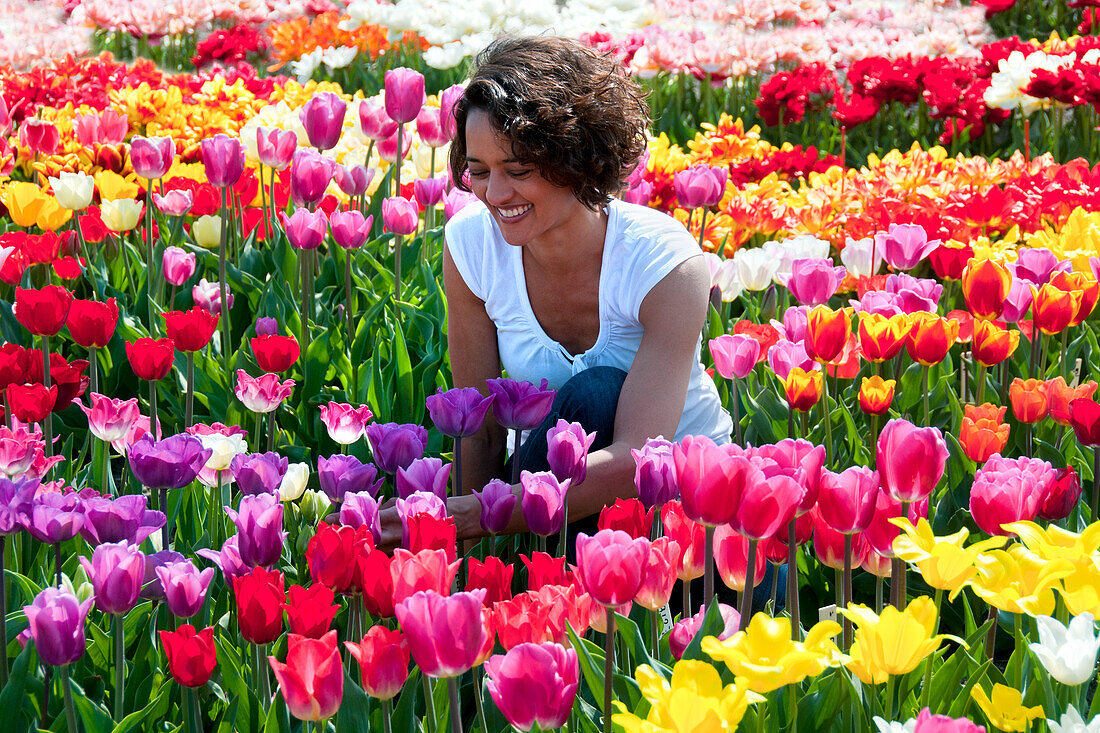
[9,0,1100,731]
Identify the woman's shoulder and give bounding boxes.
[609,199,699,257]
[443,199,492,242]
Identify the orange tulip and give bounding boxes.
[857,313,912,362]
[905,313,960,366]
[971,320,1019,367]
[961,258,1012,320]
[959,403,1009,463]
[1046,376,1099,425]
[858,376,895,415]
[783,367,823,412]
[1049,271,1100,327]
[805,306,851,363]
[1009,378,1049,424]
[1030,283,1081,336]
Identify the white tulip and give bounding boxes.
[1049,707,1100,733]
[1029,612,1100,686]
[733,247,778,291]
[279,463,310,501]
[840,236,884,279]
[48,171,94,211]
[198,433,249,472]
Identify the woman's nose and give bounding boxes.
[484,172,513,206]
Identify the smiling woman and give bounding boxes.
[379,36,732,553]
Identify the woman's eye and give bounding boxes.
[468,169,489,179]
[509,169,532,179]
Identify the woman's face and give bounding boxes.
[463,108,587,247]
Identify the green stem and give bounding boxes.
[787,519,801,640]
[383,698,393,733]
[185,353,194,429]
[218,189,231,383]
[114,614,125,720]
[394,234,403,303]
[731,376,742,445]
[447,677,462,733]
[603,607,615,733]
[919,588,944,712]
[922,366,930,426]
[423,674,436,730]
[885,674,897,721]
[0,537,7,688]
[739,538,758,631]
[703,525,715,613]
[843,534,853,648]
[977,363,987,404]
[62,664,77,733]
[1014,613,1024,691]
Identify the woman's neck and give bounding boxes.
[522,204,609,277]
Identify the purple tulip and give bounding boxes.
[631,437,678,509]
[224,493,284,569]
[26,492,84,544]
[340,491,381,541]
[255,317,278,336]
[231,452,288,496]
[546,420,595,485]
[520,471,570,537]
[140,550,185,601]
[196,534,246,587]
[128,433,211,491]
[130,135,175,180]
[783,258,846,307]
[396,491,446,548]
[425,387,495,438]
[156,559,215,619]
[289,148,337,207]
[874,223,941,271]
[396,458,451,501]
[79,494,165,545]
[473,479,516,534]
[1010,247,1071,286]
[23,587,93,666]
[317,455,383,502]
[298,91,347,152]
[200,133,246,189]
[1001,277,1034,323]
[0,477,36,535]
[486,378,556,431]
[365,422,428,474]
[78,540,146,615]
[384,67,426,124]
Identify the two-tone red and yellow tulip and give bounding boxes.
[857,312,912,362]
[971,320,1019,367]
[783,367,823,412]
[1031,282,1081,335]
[858,376,895,415]
[905,313,959,366]
[961,258,1012,320]
[804,306,851,363]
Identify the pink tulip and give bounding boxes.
[345,626,410,700]
[413,176,447,208]
[484,642,579,731]
[439,84,464,140]
[256,127,297,170]
[729,469,802,539]
[395,589,489,678]
[912,707,986,732]
[622,179,654,206]
[672,164,726,209]
[384,67,426,124]
[875,223,941,271]
[443,189,478,219]
[575,529,650,607]
[156,559,215,619]
[162,245,196,286]
[520,471,570,537]
[298,91,347,152]
[876,419,949,503]
[713,524,766,592]
[754,438,826,515]
[289,149,336,207]
[709,334,760,380]
[377,127,412,162]
[153,190,193,218]
[78,540,146,615]
[193,278,232,315]
[767,339,817,381]
[390,548,460,605]
[73,110,127,147]
[21,118,60,156]
[863,493,929,558]
[672,435,762,526]
[235,370,295,414]
[816,466,880,534]
[200,134,246,188]
[78,392,140,443]
[269,630,344,722]
[279,208,328,250]
[382,196,419,236]
[415,106,449,147]
[130,135,175,180]
[634,536,680,611]
[358,99,398,141]
[970,455,1052,536]
[669,602,739,660]
[546,419,596,485]
[334,164,373,197]
[329,210,372,250]
[784,258,846,306]
[318,402,373,444]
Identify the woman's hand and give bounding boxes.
[375,492,490,554]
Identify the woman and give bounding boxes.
[380,36,732,550]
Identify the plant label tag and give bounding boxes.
[659,605,674,633]
[818,604,837,623]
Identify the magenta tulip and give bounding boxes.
[156,559,215,619]
[235,371,295,414]
[546,419,596,485]
[79,540,146,615]
[709,334,760,380]
[381,196,419,236]
[333,164,373,197]
[784,258,846,307]
[875,223,941,271]
[672,435,760,526]
[520,471,570,537]
[289,149,336,207]
[256,127,297,170]
[816,466,880,534]
[358,99,398,141]
[575,529,650,607]
[130,135,175,180]
[329,210,372,250]
[484,642,579,731]
[970,455,1053,536]
[162,246,197,286]
[298,91,347,152]
[318,402,373,444]
[200,134,246,188]
[413,176,447,208]
[634,536,680,611]
[279,208,328,250]
[876,419,949,503]
[78,393,140,443]
[395,589,488,678]
[384,67,426,124]
[672,164,726,209]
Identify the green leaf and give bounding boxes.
[335,672,372,732]
[0,642,34,732]
[110,686,170,733]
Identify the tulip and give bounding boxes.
[48,171,94,210]
[484,642,579,731]
[384,68,426,124]
[201,134,246,188]
[1000,277,1034,322]
[598,498,654,540]
[340,491,381,539]
[466,555,514,605]
[783,366,823,412]
[970,684,1044,732]
[857,312,912,362]
[804,305,851,363]
[876,223,941,271]
[359,548,395,618]
[970,454,1053,535]
[269,631,344,722]
[1051,270,1100,326]
[546,419,596,485]
[234,566,285,644]
[395,589,488,678]
[631,437,678,509]
[381,196,418,235]
[971,320,1019,367]
[160,625,217,688]
[520,470,570,536]
[1027,612,1100,686]
[279,463,310,501]
[225,493,285,568]
[100,198,144,232]
[365,422,428,474]
[818,466,880,534]
[334,165,373,197]
[960,403,1009,463]
[906,313,959,365]
[15,286,73,337]
[191,278,232,316]
[839,236,884,278]
[413,176,447,208]
[125,338,175,382]
[255,127,297,170]
[416,106,449,148]
[5,383,55,423]
[79,540,145,615]
[25,491,84,545]
[1032,282,1080,335]
[731,469,802,540]
[1038,466,1081,521]
[426,387,495,438]
[307,522,373,594]
[191,215,222,248]
[1010,378,1049,424]
[298,91,347,152]
[280,207,328,250]
[358,99,398,140]
[22,118,59,155]
[252,334,300,373]
[164,307,218,353]
[130,136,175,180]
[877,419,948,503]
[784,258,846,306]
[161,246,197,287]
[521,551,571,591]
[1048,377,1099,425]
[396,457,451,501]
[329,210,371,249]
[345,626,410,700]
[318,402,373,444]
[634,536,680,611]
[840,596,952,684]
[710,334,760,380]
[574,529,650,607]
[858,376,895,415]
[78,393,140,442]
[962,258,1012,320]
[1046,708,1100,732]
[156,560,215,619]
[673,435,749,526]
[283,584,340,639]
[486,378,556,431]
[473,479,517,534]
[443,188,478,219]
[150,190,193,218]
[713,524,767,593]
[24,587,93,667]
[235,371,294,414]
[405,511,457,562]
[289,149,336,208]
[128,433,211,491]
[673,165,726,209]
[317,455,382,502]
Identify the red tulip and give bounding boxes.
[306,521,373,595]
[1069,398,1100,447]
[66,298,118,348]
[876,418,948,503]
[22,119,60,156]
[345,626,410,700]
[159,625,217,688]
[713,524,766,592]
[390,548,460,605]
[574,530,650,607]
[269,630,343,722]
[0,345,30,390]
[126,338,175,381]
[597,498,654,539]
[465,556,513,605]
[816,466,880,534]
[6,383,57,423]
[283,584,340,639]
[164,307,219,353]
[233,567,285,645]
[15,286,73,336]
[520,552,570,591]
[634,536,680,611]
[357,548,395,618]
[27,352,88,411]
[660,500,705,581]
[1038,466,1082,521]
[406,513,457,563]
[251,334,300,373]
[493,594,551,649]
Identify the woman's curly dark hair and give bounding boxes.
[448,36,650,210]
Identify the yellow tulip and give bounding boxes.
[839,596,961,686]
[1005,520,1100,562]
[891,518,1006,600]
[1056,557,1100,617]
[94,169,141,201]
[613,661,763,733]
[4,182,48,228]
[191,215,223,249]
[970,684,1043,732]
[701,613,845,694]
[34,196,72,232]
[100,198,144,233]
[970,545,1073,616]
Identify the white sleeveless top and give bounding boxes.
[445,198,732,444]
